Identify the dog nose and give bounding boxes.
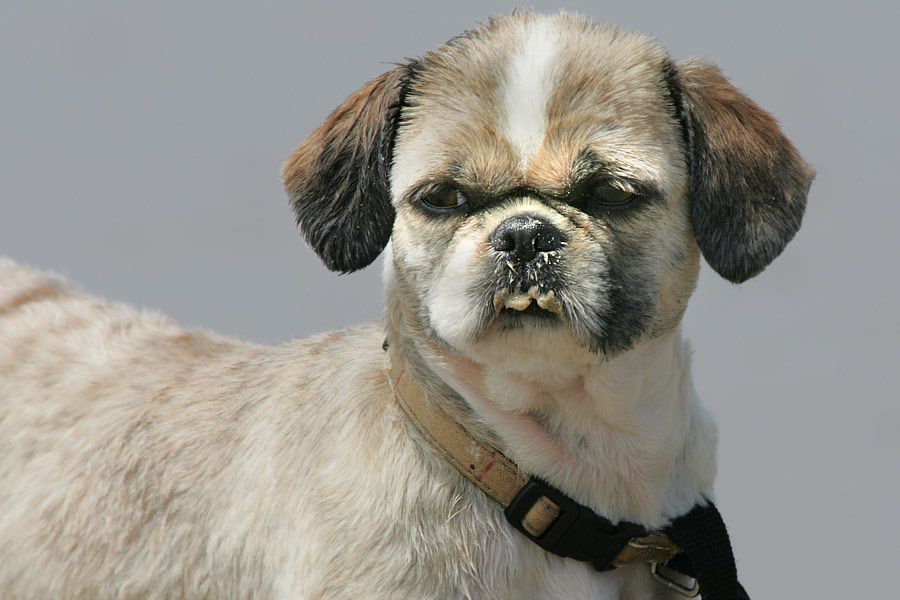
[490,214,564,264]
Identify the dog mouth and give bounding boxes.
[491,287,564,325]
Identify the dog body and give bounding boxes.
[0,262,702,599]
[0,12,812,599]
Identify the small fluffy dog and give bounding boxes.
[0,12,812,600]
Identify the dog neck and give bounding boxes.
[383,282,717,529]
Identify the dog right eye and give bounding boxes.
[420,188,468,212]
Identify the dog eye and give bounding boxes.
[420,188,468,211]
[588,183,636,207]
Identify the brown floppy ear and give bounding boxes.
[674,59,815,283]
[281,66,410,273]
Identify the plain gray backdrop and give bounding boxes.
[2,0,897,597]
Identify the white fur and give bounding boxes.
[422,323,717,527]
[502,19,559,163]
[426,233,487,348]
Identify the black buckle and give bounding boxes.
[504,478,647,571]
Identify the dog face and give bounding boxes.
[283,12,813,360]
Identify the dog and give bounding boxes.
[0,11,813,599]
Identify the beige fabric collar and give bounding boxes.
[386,348,682,569]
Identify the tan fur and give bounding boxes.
[679,60,789,163]
[282,68,406,195]
[0,11,811,599]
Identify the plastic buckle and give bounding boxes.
[504,478,646,572]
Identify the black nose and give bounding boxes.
[490,214,564,264]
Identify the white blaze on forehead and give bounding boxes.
[502,18,559,163]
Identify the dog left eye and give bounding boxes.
[421,188,468,211]
[588,183,636,207]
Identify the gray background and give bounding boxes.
[2,0,897,596]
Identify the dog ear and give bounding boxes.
[672,60,815,283]
[281,66,410,273]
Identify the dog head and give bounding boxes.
[282,12,813,361]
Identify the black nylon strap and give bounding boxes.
[504,477,648,571]
[664,502,750,600]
